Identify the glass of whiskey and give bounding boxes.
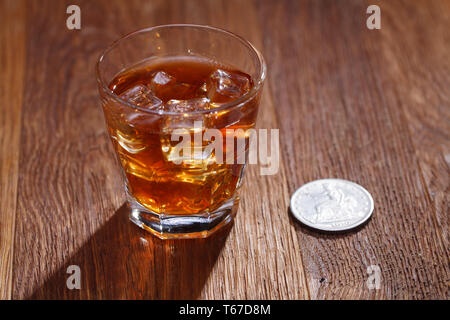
[96,25,266,239]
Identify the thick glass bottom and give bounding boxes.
[127,191,239,239]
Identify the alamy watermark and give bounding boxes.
[66,5,81,30]
[366,5,381,30]
[66,265,81,290]
[366,264,381,290]
[169,121,280,175]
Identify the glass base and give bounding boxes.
[127,192,239,239]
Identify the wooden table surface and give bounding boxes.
[0,0,449,300]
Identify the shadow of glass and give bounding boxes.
[29,203,232,299]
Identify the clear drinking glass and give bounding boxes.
[96,25,266,239]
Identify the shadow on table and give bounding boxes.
[29,203,232,299]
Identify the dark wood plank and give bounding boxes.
[379,0,449,253]
[12,0,125,298]
[0,0,26,300]
[256,0,449,299]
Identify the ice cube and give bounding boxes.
[120,84,162,109]
[159,124,217,168]
[160,97,214,166]
[165,98,211,113]
[147,70,202,101]
[113,130,147,154]
[161,83,201,101]
[150,71,175,87]
[150,71,194,99]
[206,69,251,102]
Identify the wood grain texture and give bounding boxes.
[0,0,26,300]
[256,0,450,299]
[1,0,448,300]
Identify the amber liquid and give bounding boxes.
[105,56,258,215]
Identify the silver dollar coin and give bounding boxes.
[290,179,374,231]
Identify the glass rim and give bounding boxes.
[96,24,267,116]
